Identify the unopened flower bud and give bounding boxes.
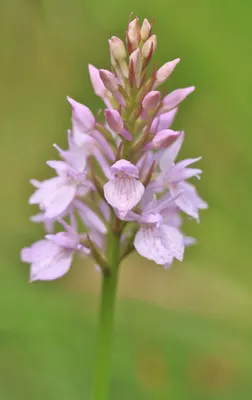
[162,86,195,110]
[109,37,129,79]
[109,36,127,61]
[67,96,95,132]
[142,91,160,111]
[140,19,152,41]
[153,58,180,89]
[99,69,119,92]
[142,34,157,58]
[88,64,107,98]
[129,48,142,88]
[152,129,180,149]
[105,109,123,134]
[127,17,140,51]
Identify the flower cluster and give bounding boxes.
[21,17,207,281]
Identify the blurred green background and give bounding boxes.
[1,0,252,399]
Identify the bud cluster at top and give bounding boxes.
[21,17,207,281]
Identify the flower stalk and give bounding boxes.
[91,227,120,400]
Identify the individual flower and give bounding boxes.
[21,220,90,281]
[128,193,184,268]
[151,132,207,221]
[29,161,92,219]
[104,160,145,219]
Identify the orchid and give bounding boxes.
[21,16,207,400]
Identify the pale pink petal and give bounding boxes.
[67,96,95,132]
[137,152,155,180]
[151,108,178,133]
[88,64,107,98]
[159,132,184,173]
[30,179,41,188]
[76,184,91,197]
[75,200,107,234]
[135,223,184,265]
[171,182,207,221]
[53,144,89,172]
[29,177,63,205]
[30,213,56,233]
[175,157,202,169]
[161,225,184,261]
[45,232,77,249]
[180,181,208,210]
[93,147,112,179]
[139,190,157,211]
[184,236,197,246]
[46,160,70,176]
[99,200,111,222]
[170,166,202,182]
[30,248,73,281]
[92,130,115,161]
[21,240,57,263]
[162,86,195,110]
[104,176,144,217]
[111,159,139,178]
[89,230,105,250]
[42,179,76,219]
[21,247,33,263]
[153,58,180,89]
[152,129,180,149]
[134,226,174,265]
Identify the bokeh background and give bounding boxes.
[1,0,252,399]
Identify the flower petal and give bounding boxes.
[75,200,107,234]
[30,247,73,281]
[162,86,195,110]
[159,132,184,172]
[134,225,174,265]
[21,239,58,263]
[67,96,95,132]
[104,176,144,216]
[161,225,184,261]
[134,223,184,265]
[92,130,115,161]
[40,178,76,219]
[111,159,139,178]
[151,108,178,133]
[171,181,207,221]
[45,232,77,249]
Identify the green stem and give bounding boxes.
[91,229,121,400]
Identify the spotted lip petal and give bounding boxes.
[134,225,174,265]
[134,224,184,265]
[104,175,145,219]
